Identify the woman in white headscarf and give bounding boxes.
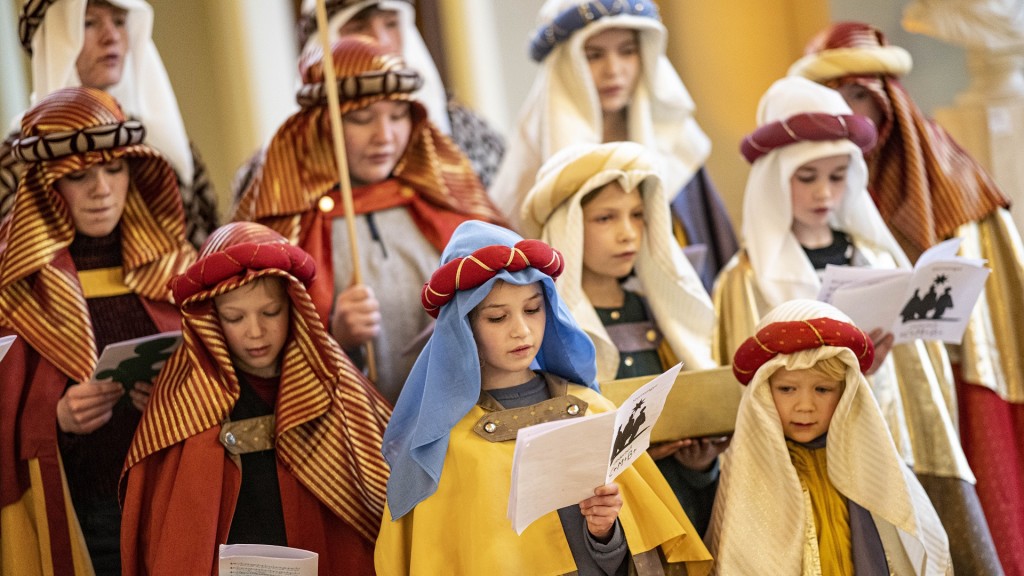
[715,76,992,571]
[2,0,218,246]
[492,0,736,291]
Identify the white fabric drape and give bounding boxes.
[28,0,195,185]
[522,141,715,382]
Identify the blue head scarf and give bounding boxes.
[382,221,598,519]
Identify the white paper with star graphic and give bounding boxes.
[818,238,989,344]
[507,363,681,535]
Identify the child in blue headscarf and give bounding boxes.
[374,221,712,576]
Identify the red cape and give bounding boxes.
[120,426,375,576]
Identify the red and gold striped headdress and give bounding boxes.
[0,87,194,383]
[421,239,564,317]
[790,22,1009,260]
[234,36,503,237]
[125,222,391,542]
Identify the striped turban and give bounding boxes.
[235,35,502,234]
[125,221,392,542]
[789,21,1009,260]
[421,239,564,318]
[0,87,193,383]
[740,112,876,164]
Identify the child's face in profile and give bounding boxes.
[581,181,645,282]
[469,280,546,390]
[768,367,843,443]
[214,278,290,378]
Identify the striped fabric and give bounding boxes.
[234,36,503,236]
[790,21,1009,261]
[0,87,194,384]
[124,222,392,542]
[708,299,951,575]
[740,112,876,164]
[421,239,564,317]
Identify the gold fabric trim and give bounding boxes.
[472,395,588,442]
[78,266,131,299]
[954,212,1024,403]
[220,415,276,455]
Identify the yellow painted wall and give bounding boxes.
[660,0,830,230]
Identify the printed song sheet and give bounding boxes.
[818,238,988,343]
[507,363,681,534]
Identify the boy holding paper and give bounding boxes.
[120,222,392,575]
[714,76,999,572]
[708,299,952,575]
[375,221,712,575]
[0,87,195,575]
[520,141,728,535]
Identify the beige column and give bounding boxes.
[658,0,830,229]
[435,0,513,132]
[934,51,1024,238]
[0,0,30,128]
[149,0,298,219]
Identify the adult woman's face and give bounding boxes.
[76,1,129,90]
[54,159,130,238]
[342,100,413,187]
[583,27,641,115]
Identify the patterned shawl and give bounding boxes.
[790,21,1009,260]
[0,86,193,384]
[234,36,502,238]
[124,221,392,542]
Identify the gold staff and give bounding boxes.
[313,0,378,382]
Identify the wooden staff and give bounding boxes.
[314,0,378,382]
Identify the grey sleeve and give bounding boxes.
[557,505,628,576]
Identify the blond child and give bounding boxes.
[707,299,951,575]
[374,221,712,575]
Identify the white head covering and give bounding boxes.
[742,76,909,307]
[25,0,195,185]
[522,141,715,381]
[491,0,710,228]
[299,0,451,134]
[707,299,951,575]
